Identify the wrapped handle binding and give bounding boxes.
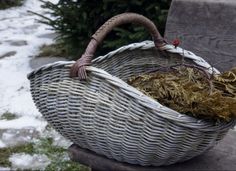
[70,13,167,79]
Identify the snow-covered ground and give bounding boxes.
[0,0,56,141]
[0,0,72,170]
[0,0,57,116]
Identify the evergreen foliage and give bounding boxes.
[0,0,24,9]
[39,0,171,59]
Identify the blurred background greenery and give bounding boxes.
[38,0,172,59]
[0,0,24,9]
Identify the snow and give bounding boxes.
[1,128,40,147]
[0,140,6,148]
[0,0,74,169]
[9,153,51,170]
[0,0,54,136]
[0,116,47,131]
[42,128,72,148]
[0,0,58,117]
[0,167,10,171]
[0,2,74,169]
[0,0,62,150]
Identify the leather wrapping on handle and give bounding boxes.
[92,13,164,46]
[70,13,166,79]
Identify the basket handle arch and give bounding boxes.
[70,13,167,79]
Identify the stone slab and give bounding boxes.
[68,130,236,171]
[29,57,68,70]
[164,0,236,71]
[0,51,16,59]
[9,40,28,46]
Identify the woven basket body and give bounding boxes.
[28,41,235,166]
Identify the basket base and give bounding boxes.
[68,144,159,171]
[68,130,236,171]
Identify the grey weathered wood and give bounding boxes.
[68,130,236,171]
[165,0,236,71]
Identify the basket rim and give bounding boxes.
[28,41,236,131]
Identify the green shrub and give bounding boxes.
[0,0,24,9]
[39,0,171,59]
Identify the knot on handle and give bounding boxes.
[70,54,93,80]
[70,38,97,80]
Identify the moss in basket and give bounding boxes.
[128,65,236,121]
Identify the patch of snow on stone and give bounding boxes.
[9,153,51,170]
[0,139,6,148]
[0,167,10,171]
[41,128,72,148]
[1,128,40,147]
[0,116,47,131]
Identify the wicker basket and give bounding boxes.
[28,13,235,166]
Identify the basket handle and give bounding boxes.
[70,13,167,79]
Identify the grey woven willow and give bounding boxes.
[28,13,235,166]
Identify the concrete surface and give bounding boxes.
[29,56,68,70]
[165,0,236,72]
[160,130,236,171]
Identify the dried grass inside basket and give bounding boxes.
[128,65,236,121]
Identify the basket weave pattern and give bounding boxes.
[28,42,235,166]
